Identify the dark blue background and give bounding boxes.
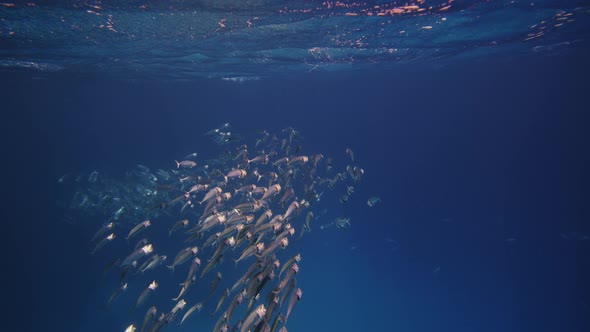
[3,50,590,332]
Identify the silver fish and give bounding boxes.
[136,281,158,308]
[168,246,198,270]
[126,220,151,240]
[91,221,115,243]
[173,275,196,301]
[180,302,203,325]
[284,288,302,322]
[140,306,157,332]
[121,244,153,266]
[240,304,266,332]
[91,233,115,255]
[175,160,197,168]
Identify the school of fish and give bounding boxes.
[68,124,373,332]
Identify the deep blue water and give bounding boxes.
[3,30,590,332]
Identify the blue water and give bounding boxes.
[3,1,590,332]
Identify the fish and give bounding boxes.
[225,289,246,324]
[114,206,125,220]
[91,233,115,255]
[107,282,128,307]
[134,238,149,251]
[279,278,296,307]
[184,257,202,282]
[345,148,354,162]
[184,152,198,159]
[126,220,151,240]
[269,314,284,332]
[282,201,299,220]
[367,196,381,207]
[205,272,223,302]
[168,299,187,322]
[173,275,196,301]
[200,187,223,205]
[287,156,308,166]
[279,254,301,278]
[224,169,247,182]
[248,154,269,165]
[255,209,273,227]
[264,293,279,322]
[284,288,302,322]
[212,288,230,315]
[147,313,166,332]
[91,221,115,243]
[180,302,203,325]
[168,246,198,270]
[136,281,158,308]
[274,263,298,294]
[140,306,157,332]
[234,242,265,267]
[272,157,289,166]
[260,184,281,201]
[169,219,189,237]
[121,244,153,267]
[175,160,197,169]
[240,304,266,332]
[258,237,288,259]
[140,254,167,273]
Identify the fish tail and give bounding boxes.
[175,160,180,168]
